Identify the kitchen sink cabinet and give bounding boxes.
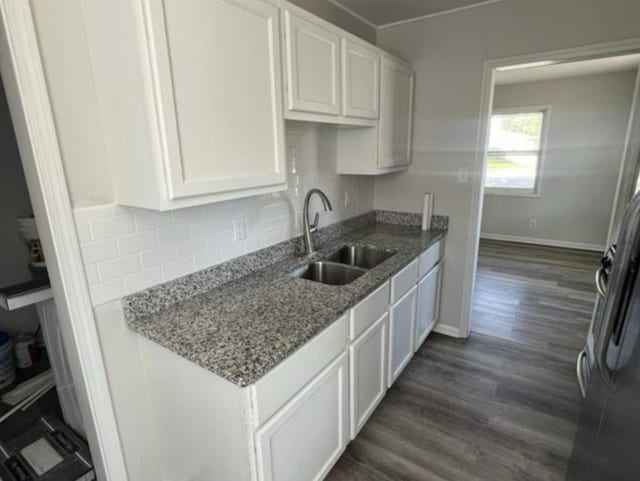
[82,0,287,210]
[255,352,348,481]
[134,240,444,481]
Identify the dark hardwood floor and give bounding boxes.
[326,240,602,481]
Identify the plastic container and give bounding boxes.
[17,215,46,269]
[0,331,16,390]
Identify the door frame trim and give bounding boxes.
[0,1,128,479]
[461,37,640,339]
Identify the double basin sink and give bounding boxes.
[291,245,396,285]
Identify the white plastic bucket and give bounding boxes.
[0,332,16,390]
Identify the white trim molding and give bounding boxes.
[460,38,640,339]
[378,0,507,29]
[433,323,462,338]
[326,0,378,30]
[0,1,128,480]
[480,233,605,253]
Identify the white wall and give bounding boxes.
[0,80,40,335]
[375,0,640,336]
[481,70,637,250]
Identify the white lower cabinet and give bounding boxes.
[255,352,349,481]
[349,312,388,439]
[137,246,444,481]
[415,262,442,351]
[388,285,417,386]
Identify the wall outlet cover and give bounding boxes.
[232,216,247,241]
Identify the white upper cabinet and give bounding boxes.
[378,54,415,169]
[342,39,380,119]
[284,10,341,116]
[282,4,378,127]
[83,0,287,210]
[336,53,415,175]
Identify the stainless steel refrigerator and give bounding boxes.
[567,191,640,480]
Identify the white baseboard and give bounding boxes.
[480,233,605,252]
[433,323,462,338]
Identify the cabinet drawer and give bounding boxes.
[252,314,348,425]
[390,258,418,303]
[350,282,390,340]
[419,240,444,278]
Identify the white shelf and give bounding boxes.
[0,279,52,311]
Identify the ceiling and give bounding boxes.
[494,54,640,86]
[329,0,504,27]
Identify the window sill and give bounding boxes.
[484,189,540,198]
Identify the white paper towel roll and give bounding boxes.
[421,193,433,231]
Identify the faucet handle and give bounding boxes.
[309,212,320,232]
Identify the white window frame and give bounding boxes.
[484,105,551,197]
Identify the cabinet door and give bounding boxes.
[255,352,348,481]
[388,285,417,386]
[350,313,388,439]
[415,262,442,352]
[342,39,379,119]
[145,0,286,199]
[284,11,341,115]
[378,55,414,169]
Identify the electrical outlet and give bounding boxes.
[233,216,246,240]
[457,166,469,183]
[530,219,537,229]
[344,192,351,208]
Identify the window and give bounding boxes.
[485,108,548,195]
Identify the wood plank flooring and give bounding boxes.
[326,240,601,481]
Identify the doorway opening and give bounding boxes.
[0,37,95,481]
[471,53,640,359]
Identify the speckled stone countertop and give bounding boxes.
[127,219,446,387]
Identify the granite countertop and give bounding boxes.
[127,220,446,387]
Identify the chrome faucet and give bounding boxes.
[302,188,333,255]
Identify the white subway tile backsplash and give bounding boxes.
[162,257,195,281]
[134,210,172,230]
[176,237,206,258]
[74,122,374,306]
[90,278,125,306]
[81,239,119,264]
[123,267,163,294]
[118,230,157,255]
[90,214,135,240]
[98,254,141,282]
[140,245,177,269]
[194,248,222,271]
[84,264,99,286]
[157,223,191,245]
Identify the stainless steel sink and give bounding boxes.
[291,261,366,285]
[326,245,395,269]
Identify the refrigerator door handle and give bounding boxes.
[576,349,588,398]
[595,266,607,297]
